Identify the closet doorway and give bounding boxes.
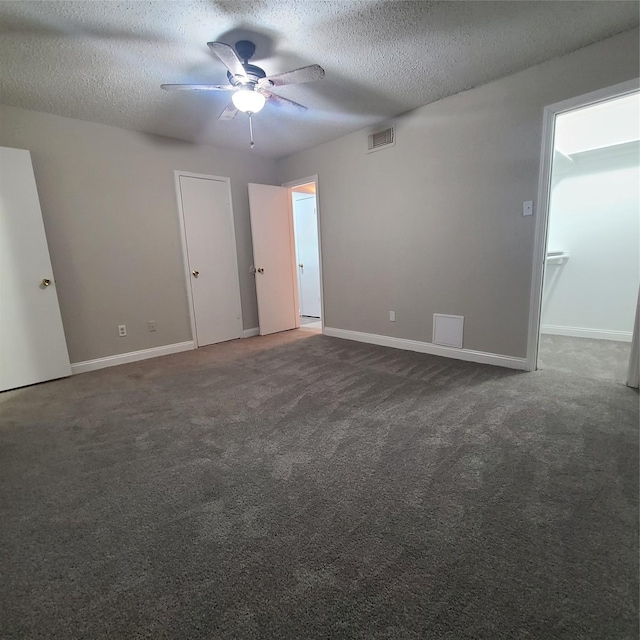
[529,81,639,385]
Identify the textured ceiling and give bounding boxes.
[0,1,637,158]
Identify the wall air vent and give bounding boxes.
[433,314,464,349]
[367,126,395,153]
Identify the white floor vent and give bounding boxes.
[433,314,464,349]
[368,126,395,153]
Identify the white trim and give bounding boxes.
[324,327,526,371]
[71,341,195,374]
[243,327,260,338]
[536,78,640,120]
[286,186,301,329]
[526,78,640,372]
[526,105,555,371]
[282,175,325,333]
[541,325,632,342]
[282,175,320,189]
[173,171,244,348]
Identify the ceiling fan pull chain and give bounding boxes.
[248,113,255,149]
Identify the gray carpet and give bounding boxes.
[539,334,631,383]
[1,331,638,639]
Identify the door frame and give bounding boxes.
[282,175,325,332]
[174,170,243,348]
[525,78,640,371]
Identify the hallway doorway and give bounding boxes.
[290,181,322,330]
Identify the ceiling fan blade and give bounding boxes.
[218,100,239,120]
[207,41,248,81]
[263,64,325,87]
[161,84,235,91]
[261,90,308,111]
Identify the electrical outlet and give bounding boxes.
[389,310,396,322]
[148,321,157,332]
[118,324,127,337]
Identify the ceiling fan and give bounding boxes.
[162,40,324,146]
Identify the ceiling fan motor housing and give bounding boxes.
[227,64,266,87]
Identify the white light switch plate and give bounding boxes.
[523,200,534,216]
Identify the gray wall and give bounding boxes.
[0,105,276,363]
[277,28,639,359]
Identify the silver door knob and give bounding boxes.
[257,267,264,274]
[192,270,199,278]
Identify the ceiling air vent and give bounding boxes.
[367,126,395,153]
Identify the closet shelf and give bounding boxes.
[545,251,569,265]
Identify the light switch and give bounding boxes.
[523,201,534,216]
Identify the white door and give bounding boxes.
[178,175,242,347]
[293,195,321,318]
[0,147,71,391]
[248,184,298,335]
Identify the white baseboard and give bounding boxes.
[243,327,260,338]
[323,327,527,370]
[71,341,195,374]
[541,324,632,342]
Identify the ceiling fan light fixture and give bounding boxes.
[232,87,266,114]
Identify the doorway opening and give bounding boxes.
[290,181,322,332]
[535,89,639,383]
[247,176,324,337]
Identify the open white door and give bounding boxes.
[248,184,298,335]
[0,147,71,391]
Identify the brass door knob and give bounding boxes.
[257,267,264,274]
[41,278,51,287]
[192,270,199,278]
